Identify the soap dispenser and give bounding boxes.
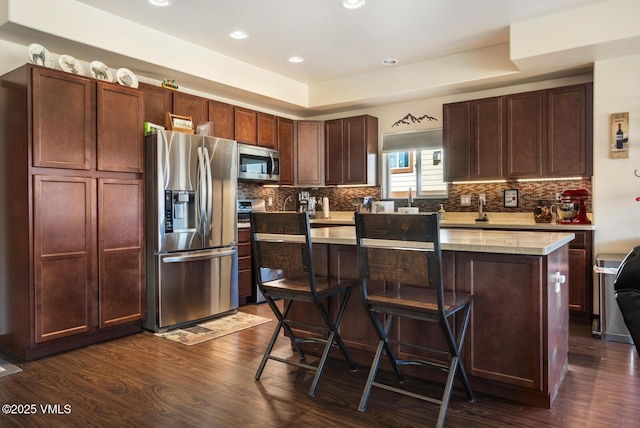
[438,204,446,221]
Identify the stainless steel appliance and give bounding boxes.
[238,143,280,182]
[144,130,238,332]
[556,188,591,224]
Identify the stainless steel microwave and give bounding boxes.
[238,144,280,182]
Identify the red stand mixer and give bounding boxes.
[556,188,591,224]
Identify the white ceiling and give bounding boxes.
[1,0,620,115]
[75,0,606,85]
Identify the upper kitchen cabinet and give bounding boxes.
[138,82,172,126]
[172,91,208,128]
[325,115,378,186]
[97,82,144,173]
[257,112,277,148]
[296,121,325,187]
[473,97,504,179]
[445,83,593,181]
[235,107,257,145]
[443,98,504,182]
[32,67,92,170]
[443,101,472,182]
[208,100,235,140]
[505,90,544,178]
[545,83,593,177]
[278,117,295,185]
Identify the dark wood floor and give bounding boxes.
[1,303,639,428]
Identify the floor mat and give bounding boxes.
[0,358,22,378]
[155,312,272,345]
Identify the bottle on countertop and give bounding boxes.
[438,204,446,221]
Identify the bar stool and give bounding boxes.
[354,212,474,428]
[250,211,357,397]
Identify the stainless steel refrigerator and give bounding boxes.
[144,130,238,332]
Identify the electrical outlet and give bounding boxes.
[267,197,273,207]
[461,195,471,206]
[479,194,486,204]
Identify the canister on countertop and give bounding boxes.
[533,200,553,223]
[322,197,330,218]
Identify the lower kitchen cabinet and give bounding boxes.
[569,248,587,313]
[30,176,145,350]
[237,228,253,303]
[98,179,145,328]
[33,175,94,343]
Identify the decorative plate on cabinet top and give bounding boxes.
[58,55,85,76]
[116,68,138,89]
[28,43,55,68]
[89,61,112,82]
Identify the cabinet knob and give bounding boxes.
[552,271,566,293]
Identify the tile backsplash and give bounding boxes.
[239,178,591,213]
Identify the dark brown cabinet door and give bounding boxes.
[257,112,277,148]
[97,83,144,173]
[235,107,257,145]
[506,91,544,178]
[458,251,542,391]
[324,119,344,185]
[443,101,472,182]
[208,100,235,139]
[172,92,207,127]
[344,116,370,184]
[568,248,587,313]
[32,67,92,170]
[33,175,94,343]
[325,115,378,185]
[546,83,592,176]
[237,228,252,300]
[138,82,172,126]
[98,179,144,328]
[295,121,324,186]
[472,97,504,179]
[278,117,294,185]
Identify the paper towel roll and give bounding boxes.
[322,197,330,218]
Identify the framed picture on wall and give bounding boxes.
[504,189,519,208]
[611,112,629,159]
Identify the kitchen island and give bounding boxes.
[288,226,574,408]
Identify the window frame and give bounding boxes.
[381,129,448,200]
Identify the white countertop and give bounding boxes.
[310,211,595,231]
[308,225,575,256]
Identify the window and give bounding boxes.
[381,129,447,199]
[389,152,414,174]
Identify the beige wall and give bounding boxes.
[593,53,640,256]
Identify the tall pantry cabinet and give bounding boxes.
[0,65,145,360]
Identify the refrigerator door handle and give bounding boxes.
[197,147,207,231]
[162,248,236,263]
[204,147,213,233]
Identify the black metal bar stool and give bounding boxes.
[354,212,474,427]
[250,211,357,397]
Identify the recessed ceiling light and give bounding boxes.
[148,0,172,7]
[341,0,365,9]
[382,58,398,65]
[229,30,249,40]
[289,56,305,63]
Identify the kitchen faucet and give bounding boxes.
[282,195,293,212]
[476,197,488,222]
